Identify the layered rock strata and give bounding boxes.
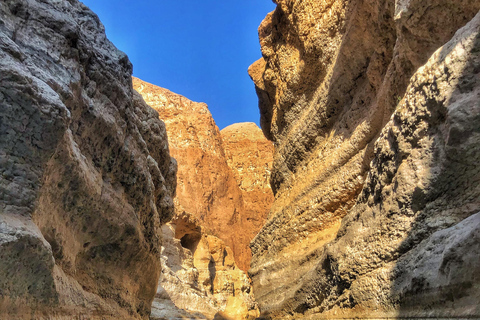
[0,0,176,319]
[133,78,274,272]
[150,213,259,320]
[249,0,480,318]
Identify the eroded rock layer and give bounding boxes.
[249,0,480,318]
[0,1,176,319]
[150,212,259,320]
[133,78,274,272]
[132,78,248,266]
[221,123,274,270]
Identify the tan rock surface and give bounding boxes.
[150,213,259,320]
[220,123,274,270]
[249,0,480,318]
[0,0,176,319]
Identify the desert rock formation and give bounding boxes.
[249,0,480,318]
[221,123,274,270]
[0,0,176,319]
[133,78,274,272]
[133,79,273,319]
[132,78,247,266]
[150,213,259,320]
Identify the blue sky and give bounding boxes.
[80,1,276,130]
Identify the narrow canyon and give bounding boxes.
[0,0,479,320]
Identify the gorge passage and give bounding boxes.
[0,0,479,319]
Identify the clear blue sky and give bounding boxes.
[80,0,276,130]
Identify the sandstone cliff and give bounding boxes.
[132,78,248,267]
[133,78,274,272]
[249,0,480,318]
[150,212,259,320]
[132,79,273,319]
[221,123,274,270]
[0,1,176,319]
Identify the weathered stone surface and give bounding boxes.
[221,123,274,270]
[132,79,269,319]
[0,0,176,318]
[133,79,274,273]
[150,214,259,320]
[132,78,250,269]
[249,0,480,318]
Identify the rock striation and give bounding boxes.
[0,0,176,319]
[133,78,274,272]
[249,0,480,318]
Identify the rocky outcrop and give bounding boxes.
[132,78,249,267]
[249,0,480,318]
[133,78,274,272]
[221,123,274,270]
[132,79,272,319]
[0,1,176,319]
[150,212,259,320]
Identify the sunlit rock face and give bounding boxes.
[133,78,274,273]
[0,0,176,319]
[221,123,274,270]
[150,213,259,320]
[249,0,480,318]
[133,78,273,319]
[133,78,248,268]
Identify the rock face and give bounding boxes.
[132,78,247,266]
[0,1,176,319]
[150,213,259,320]
[249,0,480,318]
[132,79,273,319]
[133,78,274,272]
[221,123,274,270]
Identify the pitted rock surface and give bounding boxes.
[0,0,176,318]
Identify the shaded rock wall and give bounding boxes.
[249,0,480,318]
[133,78,274,272]
[0,0,176,319]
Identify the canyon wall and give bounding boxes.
[150,212,259,320]
[220,122,273,272]
[133,78,273,319]
[133,78,274,272]
[133,77,247,267]
[0,0,176,319]
[221,123,274,270]
[249,0,480,318]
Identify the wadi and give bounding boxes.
[0,0,479,319]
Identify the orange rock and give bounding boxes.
[133,78,273,272]
[151,214,259,320]
[221,123,274,270]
